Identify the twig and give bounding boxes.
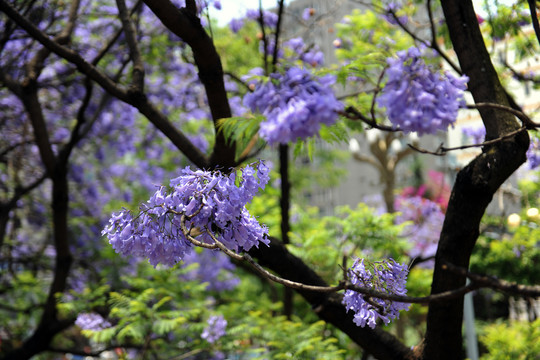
[340,106,399,132]
[444,262,540,298]
[408,126,528,156]
[468,102,539,129]
[178,211,539,304]
[116,0,145,93]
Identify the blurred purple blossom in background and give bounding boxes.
[395,195,445,262]
[244,67,343,145]
[284,37,325,67]
[377,47,468,135]
[302,7,315,21]
[229,18,244,33]
[201,315,227,343]
[382,2,408,25]
[182,250,240,291]
[75,313,112,331]
[246,9,278,28]
[461,124,486,145]
[342,258,410,329]
[526,136,540,170]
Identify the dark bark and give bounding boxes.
[249,237,414,360]
[2,83,74,360]
[278,144,293,318]
[142,0,236,169]
[420,2,530,359]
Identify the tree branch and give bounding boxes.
[0,0,209,169]
[116,0,145,93]
[142,0,236,169]
[421,2,531,358]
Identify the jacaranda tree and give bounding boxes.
[0,0,539,359]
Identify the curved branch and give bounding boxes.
[142,0,236,169]
[421,2,531,358]
[0,0,209,169]
[116,0,144,92]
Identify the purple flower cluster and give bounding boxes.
[377,47,468,135]
[284,37,325,67]
[302,7,315,21]
[461,124,486,144]
[182,250,240,291]
[526,136,540,170]
[102,162,270,267]
[343,258,410,329]
[383,2,408,25]
[245,9,279,28]
[75,313,112,331]
[244,67,343,145]
[395,195,444,261]
[201,315,227,343]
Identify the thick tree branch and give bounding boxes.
[142,0,236,169]
[528,0,540,47]
[421,2,531,359]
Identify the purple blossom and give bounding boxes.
[246,9,278,28]
[377,47,468,135]
[182,250,240,291]
[342,258,410,329]
[395,195,444,262]
[244,67,343,145]
[259,38,284,59]
[229,18,244,33]
[526,136,540,170]
[75,313,111,331]
[283,37,325,67]
[461,124,486,144]
[201,315,227,343]
[383,2,408,25]
[102,162,270,267]
[302,7,315,21]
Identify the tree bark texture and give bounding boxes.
[421,2,530,359]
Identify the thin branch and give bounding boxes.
[116,0,144,93]
[408,101,536,155]
[258,0,269,75]
[444,262,540,297]
[178,212,539,304]
[340,106,399,132]
[408,126,528,156]
[469,102,539,129]
[0,0,209,168]
[425,0,461,73]
[223,71,251,92]
[502,58,540,85]
[0,0,129,99]
[272,0,285,70]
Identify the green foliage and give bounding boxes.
[470,218,540,285]
[479,319,540,360]
[288,203,409,283]
[217,303,346,360]
[335,9,413,73]
[333,8,414,132]
[217,114,266,160]
[213,21,262,76]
